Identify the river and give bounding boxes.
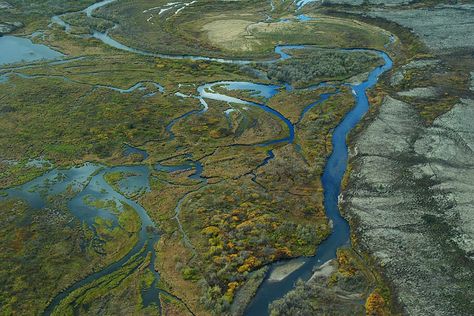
[244,51,393,315]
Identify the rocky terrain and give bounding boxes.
[0,21,22,34]
[0,1,22,35]
[0,1,11,9]
[471,72,474,92]
[319,1,474,52]
[324,0,411,5]
[307,1,474,314]
[342,96,474,315]
[368,4,474,52]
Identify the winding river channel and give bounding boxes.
[0,0,393,314]
[245,51,393,315]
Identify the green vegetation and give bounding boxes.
[0,0,97,34]
[87,0,390,59]
[51,247,161,315]
[97,0,273,58]
[264,48,383,88]
[61,12,114,35]
[0,159,51,189]
[143,91,358,314]
[267,87,337,123]
[0,197,140,315]
[0,53,250,180]
[296,89,354,166]
[104,171,139,195]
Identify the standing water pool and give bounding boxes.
[0,36,63,66]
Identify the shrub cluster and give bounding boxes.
[265,48,382,86]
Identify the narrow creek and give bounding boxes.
[0,0,394,314]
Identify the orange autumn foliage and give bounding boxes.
[365,290,386,316]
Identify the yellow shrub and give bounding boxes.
[365,290,386,316]
[201,226,220,236]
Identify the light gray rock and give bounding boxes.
[0,23,15,34]
[367,0,411,4]
[390,71,404,86]
[322,0,411,5]
[403,59,441,70]
[343,96,474,315]
[471,72,474,92]
[368,5,474,52]
[390,59,440,86]
[398,86,440,98]
[414,99,474,256]
[0,1,11,9]
[322,0,364,5]
[0,21,23,34]
[354,96,420,156]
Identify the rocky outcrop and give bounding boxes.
[414,100,474,256]
[324,0,411,5]
[0,21,22,35]
[397,86,439,98]
[369,5,474,52]
[390,59,440,86]
[342,96,474,315]
[0,1,11,9]
[0,2,22,35]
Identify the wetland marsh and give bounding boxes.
[3,0,469,315]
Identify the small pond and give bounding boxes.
[0,35,63,66]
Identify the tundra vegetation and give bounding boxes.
[262,48,383,88]
[0,196,141,314]
[2,0,459,315]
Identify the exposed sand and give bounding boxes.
[202,19,256,51]
[268,258,306,282]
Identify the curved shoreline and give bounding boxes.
[244,50,393,315]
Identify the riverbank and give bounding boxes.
[324,2,474,315]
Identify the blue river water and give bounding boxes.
[123,143,149,160]
[244,51,393,315]
[1,45,390,315]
